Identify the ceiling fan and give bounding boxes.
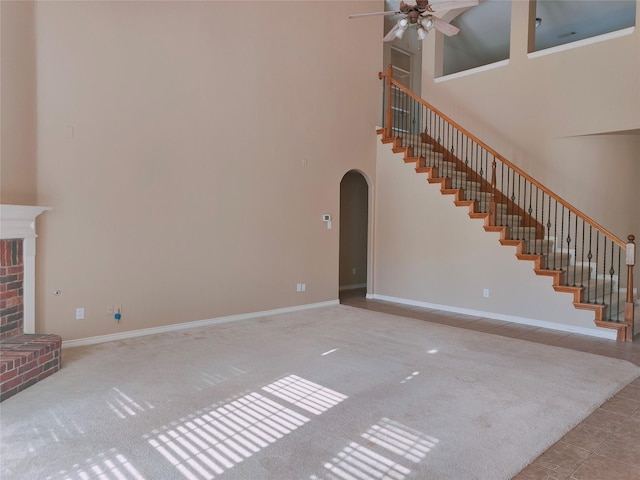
[349,0,479,41]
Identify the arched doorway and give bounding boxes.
[339,170,369,300]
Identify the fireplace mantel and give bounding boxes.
[0,204,52,334]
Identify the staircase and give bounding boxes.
[378,66,636,341]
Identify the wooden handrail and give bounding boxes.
[381,72,627,249]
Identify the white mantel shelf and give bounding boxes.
[0,204,52,334]
[0,204,52,240]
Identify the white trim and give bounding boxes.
[0,204,52,240]
[435,60,509,83]
[528,27,635,59]
[371,294,618,340]
[339,283,367,292]
[62,300,339,348]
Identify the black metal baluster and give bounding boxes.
[580,220,586,290]
[403,92,408,134]
[455,130,460,187]
[572,214,578,286]
[540,193,546,268]
[608,242,616,319]
[533,186,544,255]
[553,201,559,270]
[500,163,506,226]
[614,247,622,321]
[593,233,601,304]
[566,212,573,285]
[465,138,470,197]
[511,172,518,244]
[546,197,553,268]
[583,225,598,300]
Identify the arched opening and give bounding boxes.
[339,171,369,301]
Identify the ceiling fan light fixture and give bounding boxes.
[417,26,427,40]
[421,16,434,29]
[394,16,409,39]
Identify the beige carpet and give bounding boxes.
[1,305,638,479]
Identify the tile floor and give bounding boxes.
[340,289,640,480]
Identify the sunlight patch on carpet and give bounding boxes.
[106,387,154,419]
[146,375,349,479]
[362,418,439,463]
[310,418,440,480]
[44,448,144,480]
[262,374,348,415]
[146,392,309,479]
[312,441,412,480]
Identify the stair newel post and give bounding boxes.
[624,234,636,341]
[379,64,394,139]
[489,158,497,226]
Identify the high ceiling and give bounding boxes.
[383,0,637,75]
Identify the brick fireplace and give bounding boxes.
[0,204,61,402]
[1,239,25,339]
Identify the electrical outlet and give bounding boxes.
[352,267,357,275]
[76,307,85,320]
[483,289,490,298]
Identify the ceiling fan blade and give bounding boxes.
[348,11,401,19]
[426,0,479,12]
[383,24,401,42]
[432,17,460,36]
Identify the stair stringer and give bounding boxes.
[379,134,625,340]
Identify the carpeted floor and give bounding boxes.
[1,305,639,480]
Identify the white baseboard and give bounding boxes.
[372,294,618,340]
[339,283,367,292]
[62,300,340,348]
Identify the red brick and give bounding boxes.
[0,290,18,301]
[38,368,57,381]
[0,334,62,401]
[22,365,43,381]
[1,353,26,367]
[0,368,17,383]
[38,352,54,365]
[1,374,23,392]
[17,359,38,374]
[7,266,23,275]
[5,297,23,308]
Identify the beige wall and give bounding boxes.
[9,0,636,342]
[374,139,603,335]
[0,0,37,205]
[29,1,383,340]
[421,0,640,241]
